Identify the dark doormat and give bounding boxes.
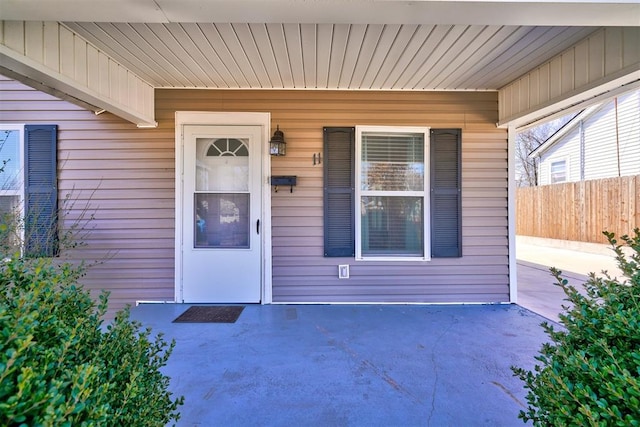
[173,306,245,323]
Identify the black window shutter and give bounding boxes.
[430,129,462,257]
[24,125,58,257]
[323,127,355,257]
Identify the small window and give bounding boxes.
[356,126,430,260]
[0,124,58,257]
[0,127,24,253]
[550,159,567,183]
[0,128,23,192]
[206,138,249,157]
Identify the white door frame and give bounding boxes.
[175,111,272,304]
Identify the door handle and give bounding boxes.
[256,219,260,235]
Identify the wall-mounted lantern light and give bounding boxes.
[269,125,286,156]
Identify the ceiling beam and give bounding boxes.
[0,0,638,26]
[0,21,157,127]
[498,27,640,128]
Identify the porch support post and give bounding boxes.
[508,124,518,303]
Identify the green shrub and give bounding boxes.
[513,229,640,426]
[0,256,184,426]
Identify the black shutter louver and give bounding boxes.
[430,128,462,257]
[24,125,58,257]
[323,127,355,257]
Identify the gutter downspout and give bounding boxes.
[615,97,621,177]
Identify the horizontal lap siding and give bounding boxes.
[0,76,174,316]
[157,89,508,303]
[2,79,508,309]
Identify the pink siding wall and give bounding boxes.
[0,76,174,315]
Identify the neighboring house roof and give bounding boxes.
[528,104,603,158]
[530,89,640,159]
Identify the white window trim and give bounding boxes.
[355,125,430,261]
[549,156,569,184]
[0,124,26,249]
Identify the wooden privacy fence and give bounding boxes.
[516,175,640,244]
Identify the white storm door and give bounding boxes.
[182,125,262,303]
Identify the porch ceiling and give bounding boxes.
[3,0,637,93]
[1,1,638,128]
[62,22,599,92]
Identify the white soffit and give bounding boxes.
[63,22,597,91]
[0,21,157,127]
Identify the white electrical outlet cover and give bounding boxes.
[338,264,349,279]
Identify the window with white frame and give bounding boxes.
[0,126,24,252]
[0,124,58,257]
[323,127,461,260]
[356,126,430,260]
[550,159,567,183]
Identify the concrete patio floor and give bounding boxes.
[126,238,623,426]
[130,303,551,426]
